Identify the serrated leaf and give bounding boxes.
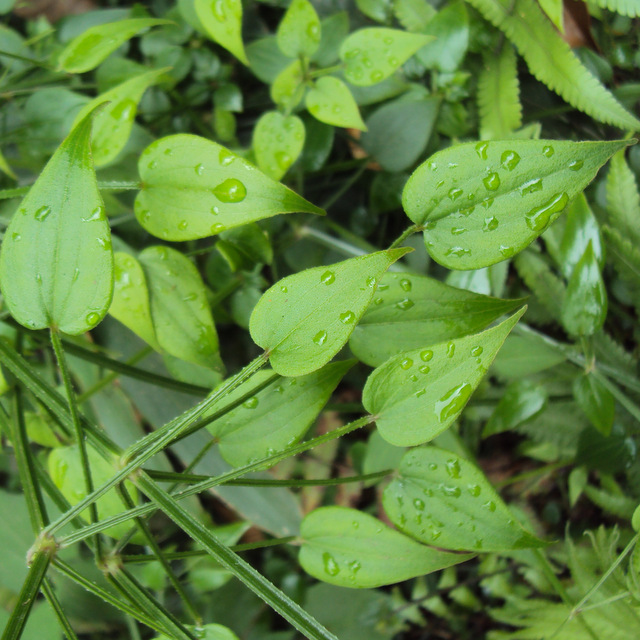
[71,68,167,167]
[383,446,546,551]
[465,0,640,130]
[416,1,469,72]
[590,0,640,16]
[393,0,435,32]
[606,149,640,244]
[602,226,640,313]
[363,308,525,446]
[58,18,172,73]
[573,373,615,436]
[478,44,522,140]
[276,0,321,58]
[135,134,323,241]
[538,0,563,30]
[349,272,525,367]
[208,360,353,467]
[305,76,366,131]
[514,250,565,320]
[561,242,607,336]
[340,28,433,86]
[402,139,629,270]
[253,111,305,181]
[250,249,410,377]
[0,109,113,335]
[299,506,473,588]
[194,0,247,64]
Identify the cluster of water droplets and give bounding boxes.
[343,31,400,85]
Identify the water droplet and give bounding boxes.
[34,205,51,221]
[212,178,247,203]
[415,388,426,397]
[500,245,514,257]
[374,297,383,305]
[213,0,226,20]
[275,151,291,168]
[483,216,499,232]
[468,484,481,496]
[400,358,413,370]
[370,70,384,82]
[83,206,104,222]
[448,187,463,201]
[419,365,430,374]
[435,382,472,422]
[313,330,328,345]
[475,142,488,160]
[399,278,412,292]
[366,276,376,288]
[409,374,418,382]
[148,160,158,170]
[211,223,225,233]
[413,498,425,511]
[441,485,461,498]
[339,311,355,324]
[568,159,584,171]
[500,150,520,170]
[320,270,335,285]
[243,397,259,409]
[483,500,497,512]
[97,238,110,250]
[525,192,569,231]
[446,342,456,357]
[521,178,543,195]
[11,233,21,241]
[86,312,100,326]
[483,172,501,191]
[178,220,188,230]
[344,48,360,59]
[322,552,339,576]
[332,105,342,114]
[195,163,205,176]
[388,56,399,66]
[446,458,461,478]
[480,197,494,209]
[35,273,42,284]
[542,145,555,157]
[420,350,433,362]
[164,147,173,156]
[428,463,438,471]
[396,298,414,311]
[280,285,288,293]
[445,246,471,258]
[471,346,483,356]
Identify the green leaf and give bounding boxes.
[57,18,172,73]
[250,249,410,377]
[362,308,525,446]
[208,360,353,467]
[135,134,324,240]
[155,623,239,640]
[0,108,113,335]
[299,506,473,588]
[483,380,547,437]
[416,1,469,72]
[383,446,546,551]
[253,111,305,181]
[603,225,640,314]
[356,0,392,22]
[590,0,640,16]
[276,0,321,58]
[349,272,525,367]
[340,28,433,86]
[0,147,17,180]
[311,12,350,67]
[465,0,640,130]
[0,489,33,591]
[573,373,615,437]
[633,505,640,532]
[270,59,306,110]
[491,334,565,380]
[513,250,565,321]
[305,77,366,131]
[560,242,607,336]
[402,139,629,270]
[246,36,290,84]
[194,0,248,64]
[392,0,435,32]
[538,0,564,30]
[477,44,522,140]
[71,68,167,167]
[139,246,222,371]
[606,149,640,244]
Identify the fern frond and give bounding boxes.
[514,250,566,321]
[606,150,640,244]
[465,0,640,130]
[478,43,522,139]
[603,225,640,313]
[590,0,640,17]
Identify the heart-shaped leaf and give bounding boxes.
[195,0,248,64]
[0,108,113,335]
[250,248,410,376]
[349,272,525,367]
[276,0,321,58]
[402,139,630,269]
[340,28,433,86]
[383,446,546,551]
[135,134,324,240]
[363,308,525,446]
[305,77,366,131]
[253,111,305,181]
[299,506,473,588]
[270,60,305,110]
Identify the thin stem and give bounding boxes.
[41,578,80,640]
[388,223,423,249]
[320,163,368,210]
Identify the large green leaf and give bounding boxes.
[253,111,305,181]
[383,446,546,551]
[299,507,473,588]
[208,360,353,467]
[194,0,248,64]
[339,28,432,86]
[0,109,113,335]
[135,134,324,240]
[250,249,410,377]
[276,0,321,58]
[349,272,525,367]
[362,308,525,446]
[305,77,366,131]
[402,139,629,270]
[416,1,469,72]
[465,0,640,130]
[57,18,171,73]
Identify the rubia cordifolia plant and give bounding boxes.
[0,0,640,639]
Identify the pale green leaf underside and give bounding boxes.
[249,248,410,377]
[0,110,113,335]
[299,506,473,588]
[195,0,248,64]
[363,308,525,446]
[253,111,305,181]
[591,0,640,16]
[305,76,366,131]
[383,446,546,551]
[349,272,525,366]
[135,134,324,241]
[57,18,172,73]
[465,0,640,130]
[402,138,629,270]
[276,0,321,58]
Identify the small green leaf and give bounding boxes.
[573,373,615,437]
[135,134,323,240]
[632,505,640,532]
[402,139,629,270]
[363,308,525,446]
[58,18,172,73]
[383,446,546,551]
[209,360,353,467]
[270,59,305,110]
[0,108,113,335]
[71,68,167,167]
[483,380,547,437]
[194,0,248,64]
[340,28,433,86]
[250,249,410,377]
[0,147,17,180]
[276,0,321,58]
[299,506,473,588]
[253,111,305,181]
[305,77,366,131]
[492,334,566,380]
[560,242,607,337]
[356,0,392,22]
[349,272,525,367]
[393,0,435,32]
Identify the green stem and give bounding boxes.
[321,163,368,210]
[41,578,80,640]
[388,224,423,249]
